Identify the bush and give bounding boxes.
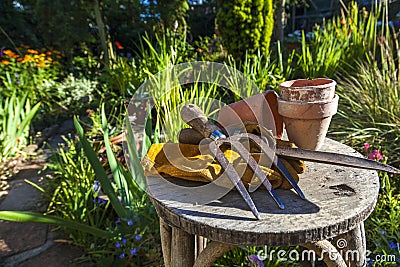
[216,0,274,60]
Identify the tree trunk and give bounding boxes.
[93,0,111,68]
[274,0,286,44]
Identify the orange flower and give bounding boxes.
[115,41,123,49]
[4,50,18,59]
[1,60,11,65]
[27,49,39,55]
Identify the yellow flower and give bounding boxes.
[21,54,33,63]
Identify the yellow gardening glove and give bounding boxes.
[142,122,305,190]
[142,142,284,189]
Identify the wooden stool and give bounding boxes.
[148,139,379,267]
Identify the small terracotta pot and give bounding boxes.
[217,90,284,138]
[279,78,336,102]
[278,95,339,150]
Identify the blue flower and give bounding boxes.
[378,230,387,235]
[388,241,397,249]
[122,238,127,245]
[119,253,125,259]
[127,219,133,226]
[115,242,121,248]
[248,254,264,267]
[116,218,121,224]
[135,235,141,241]
[130,248,138,255]
[93,180,100,191]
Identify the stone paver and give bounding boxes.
[17,243,93,267]
[0,222,48,259]
[0,123,91,266]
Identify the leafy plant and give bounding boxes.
[296,1,382,78]
[0,105,160,265]
[0,94,40,161]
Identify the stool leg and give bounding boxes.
[160,218,172,267]
[193,241,236,267]
[196,236,207,257]
[171,227,195,267]
[334,222,366,267]
[301,240,347,267]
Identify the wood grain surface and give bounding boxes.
[148,138,379,246]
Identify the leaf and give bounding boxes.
[0,211,108,238]
[124,113,147,191]
[74,117,130,219]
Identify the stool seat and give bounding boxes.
[148,138,379,266]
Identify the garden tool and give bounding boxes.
[181,104,301,219]
[178,124,306,197]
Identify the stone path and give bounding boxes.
[0,120,94,266]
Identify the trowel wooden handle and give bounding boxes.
[178,128,205,144]
[180,104,221,138]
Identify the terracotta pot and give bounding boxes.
[277,94,339,150]
[279,78,336,102]
[217,90,284,138]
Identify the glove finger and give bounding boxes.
[284,158,306,174]
[278,158,300,190]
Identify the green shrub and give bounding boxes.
[216,0,274,60]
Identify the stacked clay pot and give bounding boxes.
[277,78,339,150]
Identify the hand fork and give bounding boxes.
[181,104,285,219]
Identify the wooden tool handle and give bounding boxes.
[178,128,205,145]
[180,104,221,138]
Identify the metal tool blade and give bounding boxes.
[276,146,400,174]
[209,141,261,219]
[229,137,285,209]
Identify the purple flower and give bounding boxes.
[116,218,121,224]
[135,235,141,241]
[248,254,264,267]
[115,242,121,248]
[378,230,386,235]
[130,248,138,255]
[119,253,125,259]
[363,143,370,153]
[122,237,127,245]
[127,219,133,226]
[395,20,400,27]
[388,241,397,249]
[368,149,383,160]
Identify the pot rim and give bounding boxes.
[277,94,339,119]
[279,78,336,90]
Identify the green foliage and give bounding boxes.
[33,0,94,59]
[157,0,189,31]
[0,106,160,265]
[0,94,40,161]
[296,1,382,78]
[38,73,99,112]
[216,0,274,59]
[228,43,294,97]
